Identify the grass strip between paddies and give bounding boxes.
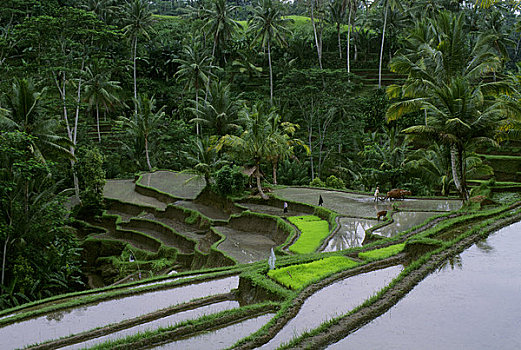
[288,215,330,254]
[358,243,405,260]
[268,256,358,290]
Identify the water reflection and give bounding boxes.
[437,254,462,272]
[327,221,521,349]
[322,218,375,251]
[373,212,439,238]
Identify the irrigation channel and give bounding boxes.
[3,170,519,350]
[327,221,521,350]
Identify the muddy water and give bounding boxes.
[215,227,276,264]
[372,211,440,238]
[327,222,521,349]
[63,300,240,349]
[104,180,167,209]
[274,188,461,218]
[322,218,375,251]
[259,265,403,349]
[153,313,274,350]
[138,171,206,200]
[0,276,239,349]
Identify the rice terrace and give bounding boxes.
[2,0,521,349]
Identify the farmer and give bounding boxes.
[318,195,324,206]
[283,201,288,213]
[374,186,380,202]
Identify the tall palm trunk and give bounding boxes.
[96,103,101,143]
[310,0,323,69]
[378,4,388,89]
[268,40,273,104]
[255,162,268,199]
[133,36,138,102]
[272,159,278,185]
[337,23,342,59]
[346,8,352,74]
[1,235,8,286]
[145,135,152,171]
[450,144,468,201]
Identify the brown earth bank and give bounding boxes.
[281,211,521,350]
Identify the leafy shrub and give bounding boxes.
[325,175,345,189]
[213,165,247,195]
[277,159,310,186]
[268,256,358,290]
[309,177,326,187]
[75,146,106,217]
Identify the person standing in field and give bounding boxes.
[283,201,288,213]
[318,195,324,206]
[374,186,380,202]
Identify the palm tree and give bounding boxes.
[266,112,309,185]
[386,12,518,200]
[173,42,219,136]
[83,63,122,142]
[249,0,292,104]
[373,0,403,88]
[329,0,347,59]
[188,81,245,136]
[214,104,278,199]
[0,78,72,162]
[118,94,165,171]
[199,0,243,65]
[122,0,155,102]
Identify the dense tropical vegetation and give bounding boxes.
[1,0,520,309]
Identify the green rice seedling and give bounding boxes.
[268,256,358,290]
[358,243,405,260]
[288,216,330,254]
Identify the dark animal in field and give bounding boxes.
[376,210,387,221]
[385,189,411,200]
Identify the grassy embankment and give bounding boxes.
[288,215,330,254]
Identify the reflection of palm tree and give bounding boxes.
[438,254,462,272]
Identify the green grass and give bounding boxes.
[288,215,330,254]
[478,154,521,161]
[268,256,358,290]
[358,243,405,260]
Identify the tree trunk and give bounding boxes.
[450,144,468,201]
[133,36,138,103]
[310,0,323,69]
[256,163,268,199]
[337,23,342,59]
[1,235,8,286]
[347,9,352,74]
[272,159,278,185]
[195,87,200,137]
[96,103,101,143]
[268,40,273,104]
[378,4,388,89]
[145,135,152,171]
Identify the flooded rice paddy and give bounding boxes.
[0,276,238,349]
[259,265,403,349]
[273,188,461,218]
[372,211,440,238]
[321,217,374,251]
[215,227,276,264]
[138,171,206,200]
[327,222,521,349]
[63,300,240,349]
[153,313,275,350]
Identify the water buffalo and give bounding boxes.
[384,189,411,200]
